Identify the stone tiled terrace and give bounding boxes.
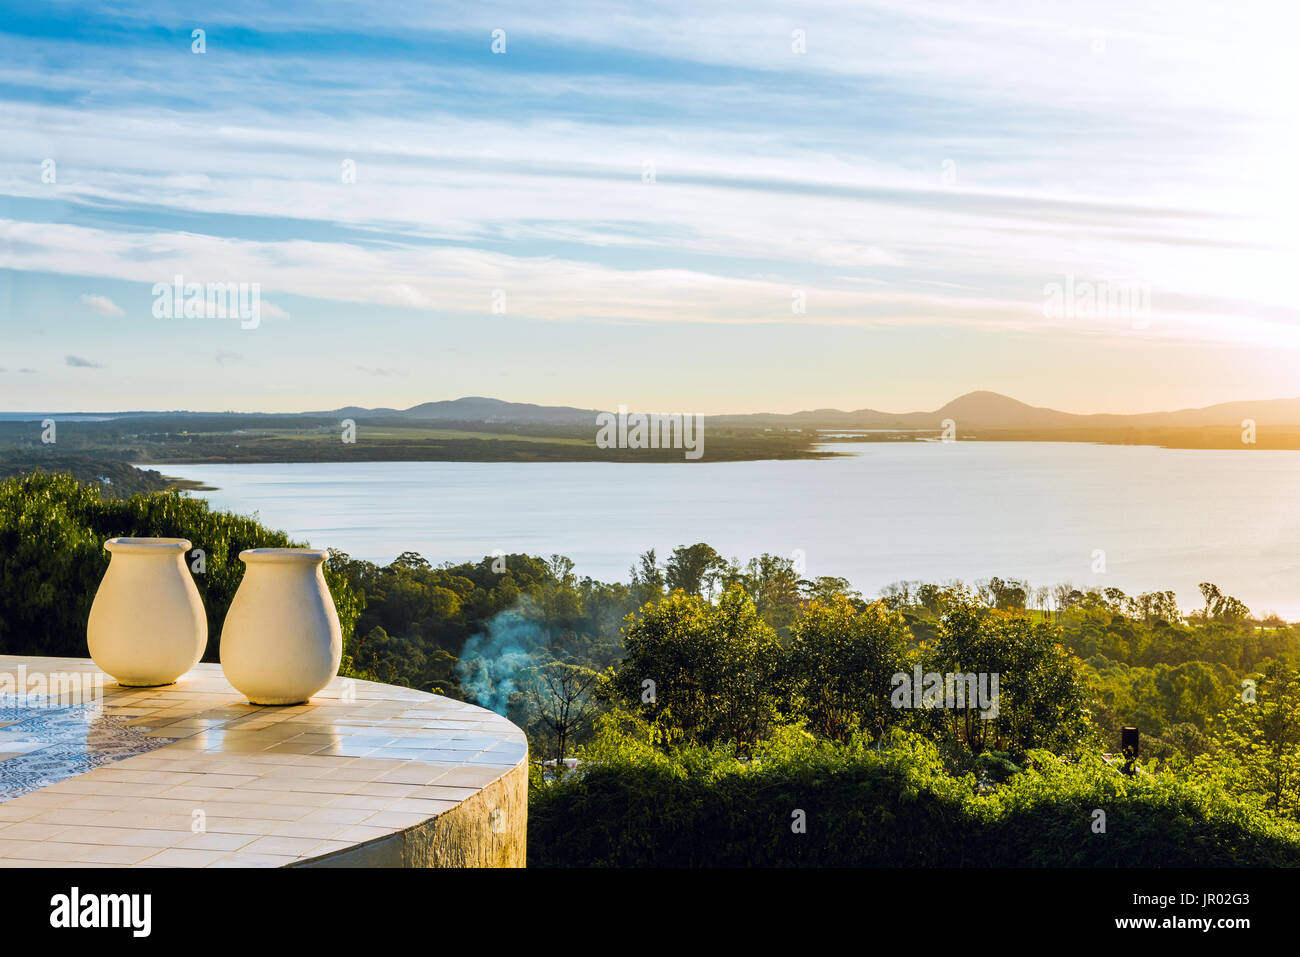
[0,656,527,867]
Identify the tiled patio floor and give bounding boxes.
[0,656,527,867]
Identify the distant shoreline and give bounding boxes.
[142,434,1300,498]
[6,428,1300,504]
[156,473,218,492]
[129,424,1300,468]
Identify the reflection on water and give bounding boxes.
[0,696,178,803]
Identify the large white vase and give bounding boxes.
[87,537,207,686]
[220,548,342,705]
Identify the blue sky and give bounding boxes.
[1,0,1298,414]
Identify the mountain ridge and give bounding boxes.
[6,390,1300,430]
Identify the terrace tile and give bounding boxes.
[0,656,526,867]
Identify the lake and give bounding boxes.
[151,442,1300,620]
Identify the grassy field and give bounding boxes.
[255,427,590,445]
[0,416,833,466]
[6,414,1299,473]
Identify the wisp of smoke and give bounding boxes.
[456,603,551,715]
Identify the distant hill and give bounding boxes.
[710,390,1300,431]
[7,391,1300,463]
[8,391,1300,432]
[311,396,598,426]
[300,389,1300,431]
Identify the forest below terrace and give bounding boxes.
[3,471,1299,866]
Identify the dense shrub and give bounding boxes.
[528,723,1300,867]
[982,750,1300,866]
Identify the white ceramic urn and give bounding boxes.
[220,548,342,705]
[87,537,207,686]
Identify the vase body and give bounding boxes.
[220,548,342,705]
[87,538,207,686]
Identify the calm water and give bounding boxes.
[152,442,1300,620]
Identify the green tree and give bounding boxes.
[607,586,782,749]
[664,543,726,597]
[525,659,601,765]
[785,597,908,740]
[1209,664,1300,819]
[932,595,1092,756]
[629,548,665,603]
[983,576,1028,610]
[731,553,802,634]
[351,625,426,687]
[801,575,860,604]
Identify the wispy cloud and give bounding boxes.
[65,355,103,368]
[0,1,1296,411]
[78,293,124,316]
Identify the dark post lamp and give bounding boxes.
[1121,726,1139,776]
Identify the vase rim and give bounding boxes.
[239,547,330,564]
[105,537,192,553]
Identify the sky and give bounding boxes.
[1,0,1298,415]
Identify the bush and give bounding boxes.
[527,722,1300,867]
